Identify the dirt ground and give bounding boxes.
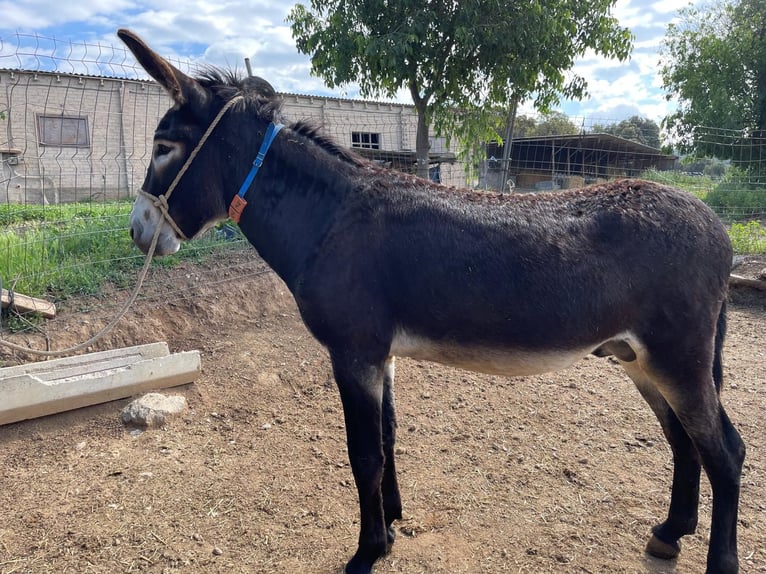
[0,250,764,574]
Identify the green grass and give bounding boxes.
[705,181,766,218]
[0,201,245,302]
[639,168,715,200]
[728,221,766,254]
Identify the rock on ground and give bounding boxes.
[121,393,187,428]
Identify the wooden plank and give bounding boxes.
[0,344,201,426]
[730,274,766,291]
[1,289,56,318]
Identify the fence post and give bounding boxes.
[500,96,518,193]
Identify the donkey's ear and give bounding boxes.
[118,29,205,107]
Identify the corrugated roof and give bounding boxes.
[511,132,675,159]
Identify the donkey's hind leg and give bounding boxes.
[382,357,403,545]
[622,357,744,574]
[620,361,701,558]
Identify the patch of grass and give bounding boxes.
[0,202,246,302]
[728,221,766,254]
[639,168,714,200]
[639,167,766,219]
[705,174,766,219]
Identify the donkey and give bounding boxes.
[118,29,744,574]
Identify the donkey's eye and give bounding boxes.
[155,143,173,157]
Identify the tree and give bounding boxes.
[288,0,633,178]
[528,112,580,137]
[511,115,538,139]
[661,0,766,171]
[591,116,661,149]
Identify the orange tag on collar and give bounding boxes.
[229,195,248,223]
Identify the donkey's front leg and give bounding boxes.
[331,351,389,574]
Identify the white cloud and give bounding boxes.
[613,0,656,30]
[650,0,697,15]
[0,0,134,29]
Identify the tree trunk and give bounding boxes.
[410,83,431,180]
[413,101,430,179]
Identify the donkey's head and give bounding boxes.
[117,29,280,254]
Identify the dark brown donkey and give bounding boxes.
[118,29,744,574]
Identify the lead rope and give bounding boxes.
[0,96,244,358]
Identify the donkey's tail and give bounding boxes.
[713,299,728,393]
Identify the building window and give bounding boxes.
[351,132,381,149]
[37,115,90,147]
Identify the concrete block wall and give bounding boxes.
[0,69,466,204]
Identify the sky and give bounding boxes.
[0,0,698,125]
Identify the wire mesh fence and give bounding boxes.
[0,32,764,338]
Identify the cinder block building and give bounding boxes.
[0,70,463,204]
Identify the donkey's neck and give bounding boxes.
[233,129,360,289]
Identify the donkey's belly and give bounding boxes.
[389,330,600,377]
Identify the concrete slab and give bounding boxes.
[0,342,201,425]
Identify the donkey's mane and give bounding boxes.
[194,67,368,168]
[290,121,370,167]
[194,67,283,122]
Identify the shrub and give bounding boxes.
[638,168,713,200]
[728,221,766,254]
[704,167,766,218]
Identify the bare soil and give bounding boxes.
[0,251,764,574]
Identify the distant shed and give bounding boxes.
[485,133,678,191]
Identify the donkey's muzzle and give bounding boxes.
[129,193,182,256]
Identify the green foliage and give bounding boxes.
[526,112,580,137]
[728,221,766,253]
[288,0,633,175]
[704,161,727,179]
[591,116,661,149]
[0,202,134,299]
[640,165,766,215]
[0,202,245,302]
[661,0,766,170]
[639,168,714,199]
[705,170,766,216]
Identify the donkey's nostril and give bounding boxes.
[130,221,143,242]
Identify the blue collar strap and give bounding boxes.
[229,121,284,223]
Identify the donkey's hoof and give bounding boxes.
[646,534,681,560]
[386,524,396,547]
[344,556,374,574]
[345,546,383,574]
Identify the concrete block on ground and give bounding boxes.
[0,342,201,426]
